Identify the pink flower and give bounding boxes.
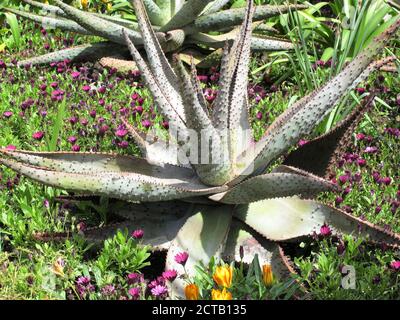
[174,252,189,265]
[3,111,13,118]
[67,136,77,144]
[6,145,16,151]
[131,229,144,239]
[319,224,331,236]
[128,287,141,299]
[381,177,391,186]
[82,85,91,92]
[390,261,400,270]
[141,120,152,128]
[356,133,365,140]
[162,269,178,282]
[127,272,144,285]
[151,285,168,297]
[357,158,366,167]
[32,131,44,140]
[71,71,81,79]
[338,175,348,184]
[115,129,128,138]
[298,139,308,147]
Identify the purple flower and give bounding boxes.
[256,111,263,120]
[356,133,365,141]
[50,82,58,89]
[135,105,144,114]
[127,272,144,285]
[0,59,7,69]
[338,175,348,184]
[71,71,81,79]
[118,141,129,149]
[357,158,366,167]
[115,129,128,138]
[128,287,141,299]
[71,145,81,152]
[375,206,382,214]
[131,229,144,239]
[101,284,116,296]
[337,241,345,255]
[335,196,343,205]
[355,87,365,94]
[89,110,97,118]
[151,285,168,297]
[76,276,91,286]
[364,146,378,154]
[32,131,44,140]
[67,136,77,144]
[162,269,178,282]
[82,85,91,92]
[174,252,189,265]
[161,121,169,129]
[319,224,331,237]
[142,120,152,128]
[3,111,13,118]
[69,116,78,125]
[381,177,391,186]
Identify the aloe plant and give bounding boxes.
[1,0,400,299]
[4,0,308,68]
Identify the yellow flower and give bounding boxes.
[81,0,88,10]
[185,284,199,300]
[211,288,232,300]
[262,264,274,287]
[106,3,113,11]
[213,265,233,288]
[51,258,64,277]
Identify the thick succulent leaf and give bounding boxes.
[52,0,144,45]
[203,0,230,15]
[166,205,232,299]
[123,31,188,137]
[174,56,232,186]
[189,58,208,115]
[34,200,194,250]
[238,18,400,179]
[4,8,90,35]
[210,168,336,204]
[223,219,295,280]
[131,0,185,120]
[0,151,226,200]
[98,57,137,73]
[234,197,400,245]
[21,0,66,17]
[188,32,294,51]
[184,4,308,34]
[283,93,376,178]
[160,0,213,32]
[17,42,126,67]
[141,0,163,26]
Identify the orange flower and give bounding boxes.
[262,264,274,287]
[211,288,232,300]
[51,258,64,277]
[213,265,233,288]
[185,283,199,300]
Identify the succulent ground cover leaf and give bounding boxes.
[10,0,308,67]
[1,0,400,299]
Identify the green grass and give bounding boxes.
[0,14,399,300]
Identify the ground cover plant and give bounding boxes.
[0,0,399,300]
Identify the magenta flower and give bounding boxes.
[76,276,91,286]
[256,111,263,120]
[101,284,116,296]
[381,177,391,186]
[135,105,144,114]
[142,119,152,128]
[115,129,128,138]
[162,269,178,282]
[118,141,129,149]
[67,136,77,144]
[338,175,348,184]
[89,110,97,118]
[356,133,365,141]
[298,139,308,147]
[151,285,168,297]
[319,224,332,236]
[6,145,16,151]
[127,272,144,285]
[357,158,366,167]
[3,111,13,118]
[0,59,6,69]
[364,146,378,154]
[71,71,81,79]
[82,85,91,92]
[50,82,58,89]
[128,287,141,299]
[132,229,144,239]
[174,252,189,265]
[32,131,44,140]
[71,145,81,152]
[390,261,400,270]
